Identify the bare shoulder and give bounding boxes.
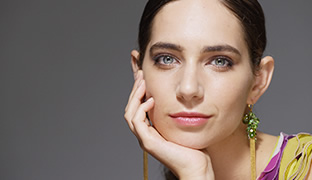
[256,132,278,175]
[256,132,278,154]
[257,132,278,150]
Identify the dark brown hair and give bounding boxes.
[136,0,266,179]
[137,0,173,68]
[137,0,266,72]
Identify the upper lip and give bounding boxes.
[169,112,211,118]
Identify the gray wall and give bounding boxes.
[0,0,311,179]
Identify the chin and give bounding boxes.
[174,138,209,149]
[159,129,210,149]
[177,141,208,150]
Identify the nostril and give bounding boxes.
[175,65,204,102]
[176,80,204,102]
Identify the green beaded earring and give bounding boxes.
[242,104,260,139]
[243,104,259,180]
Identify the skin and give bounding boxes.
[125,0,311,179]
[141,0,256,150]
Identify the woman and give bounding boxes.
[124,0,312,179]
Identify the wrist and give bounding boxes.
[180,175,211,180]
[178,168,214,180]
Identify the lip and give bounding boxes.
[169,112,211,127]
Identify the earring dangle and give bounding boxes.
[242,104,259,180]
[242,104,260,139]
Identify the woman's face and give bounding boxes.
[141,0,255,149]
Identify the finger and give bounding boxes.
[131,97,154,137]
[124,82,148,134]
[125,78,143,113]
[129,70,143,99]
[125,70,143,111]
[144,116,150,126]
[124,80,146,130]
[125,80,142,112]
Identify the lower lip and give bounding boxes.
[170,116,210,127]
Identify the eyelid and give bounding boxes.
[152,53,180,64]
[210,55,233,64]
[151,52,234,71]
[206,55,234,71]
[153,53,177,60]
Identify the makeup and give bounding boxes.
[169,112,211,127]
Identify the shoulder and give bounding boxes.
[256,132,278,175]
[257,132,278,153]
[256,132,278,159]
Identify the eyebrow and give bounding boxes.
[201,45,241,56]
[149,42,184,54]
[149,42,241,56]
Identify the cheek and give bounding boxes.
[211,73,253,121]
[143,72,176,126]
[143,66,175,102]
[144,76,166,99]
[217,78,251,106]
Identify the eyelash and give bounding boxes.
[152,54,234,70]
[152,54,180,67]
[209,56,233,70]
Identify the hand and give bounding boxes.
[124,70,215,180]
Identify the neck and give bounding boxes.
[205,123,252,180]
[204,124,278,180]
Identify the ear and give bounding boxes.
[131,50,140,80]
[247,56,275,105]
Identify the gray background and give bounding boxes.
[0,0,311,179]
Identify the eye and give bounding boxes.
[159,55,175,64]
[153,55,178,65]
[211,57,233,67]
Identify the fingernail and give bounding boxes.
[146,97,154,102]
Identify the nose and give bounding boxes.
[176,63,204,103]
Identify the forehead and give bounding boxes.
[149,0,247,54]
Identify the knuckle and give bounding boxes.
[124,113,130,121]
[139,135,153,151]
[137,104,146,112]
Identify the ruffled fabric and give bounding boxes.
[258,133,294,179]
[258,133,312,180]
[279,133,312,180]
